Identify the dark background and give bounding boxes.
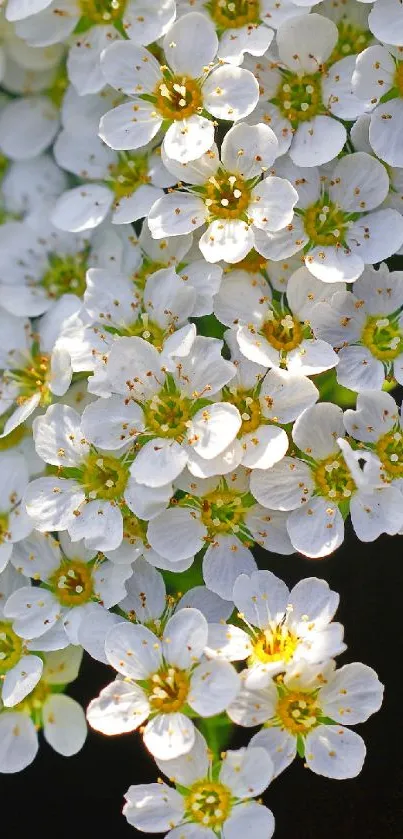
[2,526,403,837]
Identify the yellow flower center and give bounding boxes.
[276,689,320,734]
[154,75,203,120]
[200,489,246,534]
[79,0,126,23]
[0,621,23,673]
[209,0,260,29]
[5,351,52,408]
[361,316,402,361]
[148,667,190,712]
[50,559,94,607]
[252,626,298,664]
[143,389,192,441]
[81,453,129,500]
[186,780,231,828]
[376,430,403,477]
[232,248,268,274]
[262,313,303,351]
[276,73,323,126]
[330,21,372,64]
[0,513,10,547]
[204,172,251,220]
[314,453,356,502]
[108,154,150,201]
[304,200,347,247]
[394,61,403,97]
[133,259,168,292]
[41,252,88,300]
[122,512,148,544]
[224,388,262,433]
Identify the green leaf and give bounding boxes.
[192,314,226,339]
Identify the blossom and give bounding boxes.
[343,390,403,483]
[99,14,260,163]
[230,660,383,780]
[257,153,403,282]
[247,13,369,166]
[206,570,345,682]
[87,608,240,759]
[148,123,297,264]
[5,530,132,646]
[24,402,172,552]
[310,262,403,390]
[217,264,338,373]
[251,401,403,556]
[0,645,86,773]
[81,335,242,487]
[0,563,44,707]
[367,0,403,47]
[123,729,275,836]
[147,467,293,599]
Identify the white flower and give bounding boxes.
[343,390,403,484]
[0,452,32,571]
[251,401,403,557]
[123,729,275,837]
[310,263,403,390]
[0,646,86,773]
[5,531,132,646]
[353,43,403,167]
[52,138,175,231]
[0,296,78,438]
[0,153,67,220]
[100,14,259,164]
[206,570,345,681]
[221,331,319,469]
[257,153,403,283]
[0,214,91,317]
[148,123,297,264]
[229,660,383,780]
[0,93,59,161]
[87,609,240,759]
[147,467,293,599]
[24,402,170,552]
[82,334,241,487]
[217,265,338,373]
[247,13,369,166]
[315,0,372,61]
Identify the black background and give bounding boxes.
[2,526,403,837]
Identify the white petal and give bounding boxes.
[250,458,314,510]
[259,368,319,424]
[143,712,196,760]
[289,577,339,629]
[233,569,289,628]
[163,116,214,164]
[189,658,240,716]
[81,396,144,450]
[0,712,38,773]
[147,507,206,561]
[67,500,123,553]
[203,65,259,121]
[131,439,189,488]
[163,13,218,76]
[245,505,294,555]
[163,608,208,669]
[2,655,43,707]
[188,403,241,459]
[206,623,252,661]
[287,497,344,558]
[199,220,254,264]
[369,99,403,167]
[33,404,88,466]
[67,26,120,95]
[178,587,233,623]
[292,402,344,458]
[155,727,210,787]
[305,725,366,779]
[105,621,162,679]
[123,782,184,832]
[86,679,149,734]
[227,678,277,726]
[220,746,273,798]
[249,727,296,778]
[277,14,337,73]
[77,605,122,663]
[43,694,87,756]
[123,0,176,44]
[241,425,289,470]
[101,41,162,94]
[99,101,162,152]
[348,208,403,264]
[291,116,346,167]
[336,346,384,392]
[148,193,207,239]
[203,535,257,600]
[368,0,403,45]
[343,391,397,443]
[223,802,275,839]
[4,586,59,639]
[0,96,59,160]
[51,185,113,233]
[320,663,384,724]
[221,123,279,177]
[42,646,83,684]
[249,176,297,232]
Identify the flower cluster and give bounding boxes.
[0,0,400,833]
